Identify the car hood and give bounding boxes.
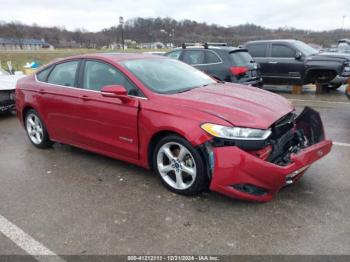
[318,52,350,60]
[0,75,25,91]
[307,53,347,63]
[168,83,294,129]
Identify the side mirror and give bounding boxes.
[101,85,129,101]
[295,52,303,60]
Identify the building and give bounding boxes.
[0,38,52,50]
[137,42,165,49]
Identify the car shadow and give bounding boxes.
[0,110,16,120]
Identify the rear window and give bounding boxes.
[165,50,181,60]
[206,51,221,64]
[47,61,79,87]
[230,51,253,66]
[246,43,267,57]
[36,66,53,82]
[182,50,205,65]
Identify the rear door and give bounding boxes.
[37,60,86,144]
[245,43,269,77]
[203,50,226,80]
[181,49,226,80]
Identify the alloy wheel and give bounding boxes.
[156,142,197,190]
[26,113,44,145]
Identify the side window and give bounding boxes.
[271,44,296,58]
[165,50,181,60]
[246,43,267,57]
[182,50,205,65]
[206,51,221,64]
[36,66,53,82]
[47,61,79,87]
[83,60,142,96]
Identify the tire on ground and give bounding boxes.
[152,135,209,196]
[25,109,53,148]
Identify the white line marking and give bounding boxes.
[0,215,65,262]
[333,142,350,147]
[288,99,350,105]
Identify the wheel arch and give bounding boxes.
[147,130,187,170]
[146,129,212,182]
[22,105,51,140]
[22,105,35,123]
[304,68,338,84]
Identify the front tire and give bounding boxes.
[25,109,53,148]
[327,83,342,90]
[153,135,209,196]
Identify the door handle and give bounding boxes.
[80,95,90,101]
[39,89,45,94]
[269,61,278,64]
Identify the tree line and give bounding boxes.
[0,17,349,48]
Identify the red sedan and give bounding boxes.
[16,53,332,202]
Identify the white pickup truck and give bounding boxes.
[0,69,25,113]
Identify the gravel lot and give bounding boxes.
[0,85,349,258]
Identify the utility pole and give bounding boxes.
[342,15,346,30]
[119,16,125,50]
[172,29,175,47]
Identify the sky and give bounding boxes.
[0,0,348,32]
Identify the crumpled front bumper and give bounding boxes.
[0,90,16,112]
[209,140,332,202]
[208,107,332,202]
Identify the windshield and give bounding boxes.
[120,58,216,94]
[294,41,319,56]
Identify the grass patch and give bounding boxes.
[0,48,169,72]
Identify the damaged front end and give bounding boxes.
[205,107,332,202]
[265,107,325,166]
[0,90,16,112]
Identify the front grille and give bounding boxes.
[0,91,11,102]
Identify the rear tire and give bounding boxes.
[153,135,209,196]
[25,109,53,148]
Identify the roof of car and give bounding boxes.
[60,53,167,62]
[170,46,244,52]
[245,39,299,44]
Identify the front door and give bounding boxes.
[268,44,304,84]
[78,60,141,160]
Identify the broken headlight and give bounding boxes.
[201,123,272,141]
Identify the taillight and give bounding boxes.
[230,66,248,76]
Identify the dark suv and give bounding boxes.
[243,39,350,89]
[164,43,263,87]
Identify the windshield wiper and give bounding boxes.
[176,82,218,94]
[176,88,194,93]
